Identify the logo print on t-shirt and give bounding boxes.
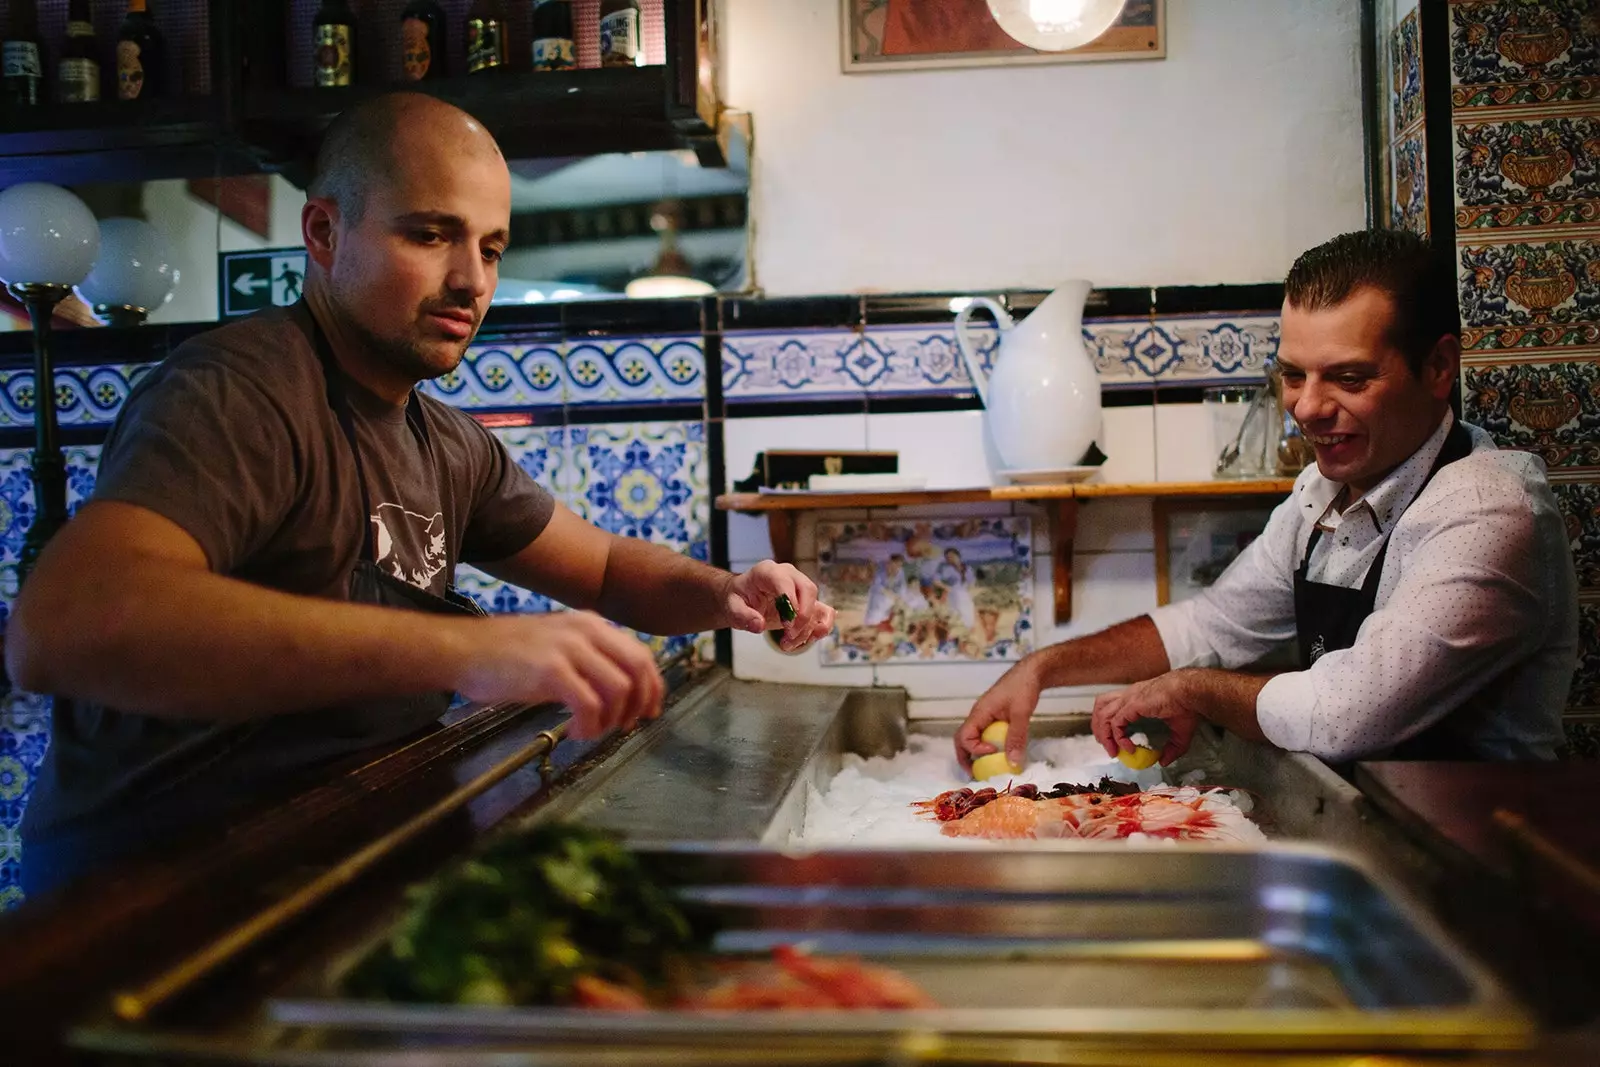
[372,503,448,589]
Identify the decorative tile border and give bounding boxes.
[421,334,706,410]
[1084,315,1279,384]
[1448,0,1599,95]
[1462,358,1600,466]
[1393,124,1430,235]
[422,340,566,409]
[1393,7,1423,134]
[0,365,152,428]
[721,316,1278,400]
[1454,117,1600,230]
[1457,237,1600,349]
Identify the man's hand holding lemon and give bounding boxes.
[955,659,1043,775]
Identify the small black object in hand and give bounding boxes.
[775,593,797,623]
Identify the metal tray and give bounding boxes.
[269,842,1531,1052]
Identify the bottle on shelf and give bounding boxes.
[399,1,447,82]
[531,0,575,72]
[313,0,357,88]
[58,0,102,103]
[117,0,166,100]
[464,0,506,75]
[599,0,642,68]
[3,0,45,111]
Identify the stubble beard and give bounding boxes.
[330,291,470,383]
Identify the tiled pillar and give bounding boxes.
[1441,1,1600,755]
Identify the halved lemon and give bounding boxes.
[1117,745,1160,770]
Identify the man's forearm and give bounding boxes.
[594,535,734,635]
[1177,668,1274,744]
[8,558,475,720]
[1028,615,1173,689]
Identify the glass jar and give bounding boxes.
[1205,385,1272,478]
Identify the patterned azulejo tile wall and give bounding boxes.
[0,444,100,908]
[1444,0,1600,754]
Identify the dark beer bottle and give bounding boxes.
[599,0,642,68]
[58,0,101,103]
[464,0,506,74]
[399,1,447,82]
[313,0,357,87]
[3,0,44,110]
[117,0,166,100]
[531,0,575,72]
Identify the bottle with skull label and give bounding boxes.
[117,0,167,100]
[399,1,446,82]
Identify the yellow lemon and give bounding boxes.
[979,721,1009,748]
[1117,745,1160,770]
[971,751,1022,781]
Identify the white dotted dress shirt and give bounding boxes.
[1149,412,1576,761]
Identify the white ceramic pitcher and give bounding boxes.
[953,280,1102,473]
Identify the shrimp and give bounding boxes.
[938,795,1070,839]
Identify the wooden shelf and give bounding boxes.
[717,479,1295,626]
[714,479,1296,513]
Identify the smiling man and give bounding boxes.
[957,229,1576,773]
[8,93,834,895]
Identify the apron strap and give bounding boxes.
[1296,417,1475,588]
[308,308,432,565]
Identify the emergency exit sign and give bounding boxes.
[218,248,307,319]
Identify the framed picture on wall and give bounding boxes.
[1154,498,1279,607]
[841,0,1165,73]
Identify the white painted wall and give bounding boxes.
[145,175,307,325]
[723,0,1366,295]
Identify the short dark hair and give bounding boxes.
[307,93,425,222]
[1283,230,1459,374]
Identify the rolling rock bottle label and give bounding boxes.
[58,57,99,102]
[2,41,43,107]
[599,5,641,67]
[314,24,354,86]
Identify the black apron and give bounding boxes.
[1292,420,1474,761]
[21,312,483,895]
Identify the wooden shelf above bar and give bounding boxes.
[716,479,1296,625]
[714,479,1296,513]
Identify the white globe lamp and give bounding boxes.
[77,217,179,327]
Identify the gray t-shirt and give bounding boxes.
[95,303,554,595]
[23,304,555,849]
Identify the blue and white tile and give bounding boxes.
[422,339,566,409]
[721,328,871,401]
[0,445,101,571]
[488,424,578,504]
[569,420,709,556]
[854,324,999,396]
[0,364,152,427]
[1087,315,1279,384]
[563,335,706,404]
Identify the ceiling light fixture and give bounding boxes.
[985,0,1127,51]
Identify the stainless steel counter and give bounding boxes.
[39,670,1600,1065]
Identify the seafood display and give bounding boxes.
[914,779,1265,843]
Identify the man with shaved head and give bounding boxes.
[9,93,834,895]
